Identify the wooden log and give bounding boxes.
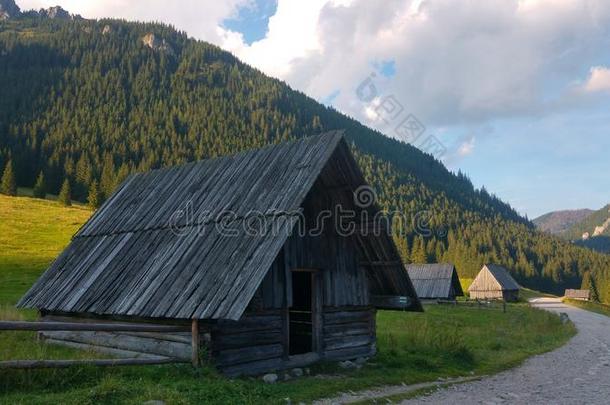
[0,321,189,332]
[323,342,376,361]
[215,343,283,366]
[41,331,191,359]
[323,309,372,325]
[44,338,167,359]
[213,330,282,351]
[0,358,185,369]
[324,334,372,351]
[192,319,199,367]
[221,357,284,377]
[214,315,282,335]
[323,323,370,338]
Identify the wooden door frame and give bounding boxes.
[285,268,323,357]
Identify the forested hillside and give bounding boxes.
[1,16,610,301]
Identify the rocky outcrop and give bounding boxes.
[1,2,83,20]
[0,0,21,20]
[38,6,78,20]
[141,33,174,55]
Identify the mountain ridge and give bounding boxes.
[533,209,594,235]
[1,13,610,301]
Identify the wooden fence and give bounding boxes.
[0,320,198,369]
[437,299,508,312]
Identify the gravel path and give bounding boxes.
[402,298,610,404]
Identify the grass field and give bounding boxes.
[0,195,91,306]
[0,195,576,404]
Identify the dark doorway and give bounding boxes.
[289,271,313,355]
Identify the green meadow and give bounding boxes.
[0,195,575,404]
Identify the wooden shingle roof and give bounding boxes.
[406,263,464,299]
[19,132,421,320]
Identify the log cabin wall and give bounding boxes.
[210,177,376,375]
[38,314,194,361]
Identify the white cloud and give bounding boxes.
[219,0,328,78]
[217,0,610,131]
[582,66,610,93]
[458,136,475,157]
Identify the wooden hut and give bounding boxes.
[467,264,520,302]
[406,263,464,301]
[18,132,422,376]
[565,289,591,301]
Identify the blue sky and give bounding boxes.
[20,0,610,218]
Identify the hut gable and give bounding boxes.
[406,263,464,299]
[468,264,519,301]
[18,132,421,321]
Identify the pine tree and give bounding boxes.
[410,236,427,263]
[87,180,101,209]
[1,159,17,196]
[58,179,72,206]
[33,171,46,199]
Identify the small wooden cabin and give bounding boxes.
[406,263,463,301]
[18,132,422,376]
[468,264,520,302]
[565,289,591,301]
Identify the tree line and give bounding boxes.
[1,17,610,302]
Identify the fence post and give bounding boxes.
[191,319,200,367]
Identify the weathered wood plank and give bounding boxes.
[323,343,377,361]
[213,330,282,351]
[41,331,191,359]
[324,334,372,351]
[215,344,283,366]
[44,338,169,359]
[323,309,373,325]
[0,321,189,332]
[0,358,184,369]
[323,322,370,338]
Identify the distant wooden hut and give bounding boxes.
[406,263,464,300]
[468,264,520,302]
[18,132,422,376]
[565,289,591,301]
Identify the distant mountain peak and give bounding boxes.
[0,0,21,20]
[533,209,594,235]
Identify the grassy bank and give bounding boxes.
[0,195,576,404]
[0,305,575,404]
[564,299,610,317]
[0,195,91,306]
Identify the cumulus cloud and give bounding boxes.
[274,0,610,128]
[582,66,610,94]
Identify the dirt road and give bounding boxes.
[402,298,610,404]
